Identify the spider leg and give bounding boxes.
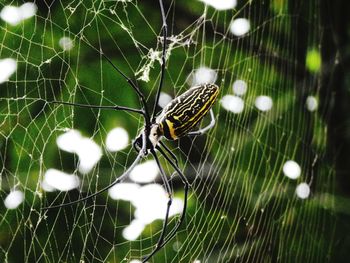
[42,132,147,210]
[79,30,151,124]
[99,52,151,125]
[142,149,173,263]
[159,141,179,167]
[151,0,168,122]
[44,100,145,115]
[188,108,216,136]
[156,145,189,249]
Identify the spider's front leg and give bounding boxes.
[133,124,160,156]
[43,99,145,115]
[141,149,173,263]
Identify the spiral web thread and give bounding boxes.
[0,0,336,262]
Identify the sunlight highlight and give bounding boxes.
[296,183,310,199]
[0,58,17,84]
[306,96,318,112]
[108,183,140,201]
[306,49,321,73]
[133,184,183,224]
[191,66,217,86]
[43,169,80,191]
[0,3,37,26]
[4,190,24,209]
[123,219,145,241]
[59,37,74,51]
[110,183,183,241]
[56,129,102,174]
[76,138,103,174]
[221,95,244,114]
[129,160,159,183]
[233,80,248,96]
[41,179,56,192]
[230,18,250,36]
[198,0,237,10]
[106,127,129,152]
[158,92,173,108]
[56,129,82,153]
[283,160,301,179]
[255,95,273,111]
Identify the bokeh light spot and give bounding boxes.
[230,18,250,36]
[221,95,244,114]
[108,183,140,201]
[255,96,273,111]
[232,79,248,96]
[306,96,318,112]
[306,49,321,73]
[106,127,129,152]
[283,160,301,179]
[198,0,237,10]
[43,169,80,191]
[191,66,217,86]
[59,37,74,51]
[122,219,145,241]
[4,190,24,209]
[158,92,173,108]
[129,160,159,183]
[57,130,102,174]
[0,58,17,84]
[0,3,37,26]
[296,183,311,199]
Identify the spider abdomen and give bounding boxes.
[157,84,219,140]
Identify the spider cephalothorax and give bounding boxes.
[133,124,163,155]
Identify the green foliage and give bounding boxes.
[0,0,349,262]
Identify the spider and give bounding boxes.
[43,0,219,262]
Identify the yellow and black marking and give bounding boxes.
[157,84,219,140]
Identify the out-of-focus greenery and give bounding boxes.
[0,0,349,262]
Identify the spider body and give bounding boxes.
[133,83,219,154]
[158,83,219,140]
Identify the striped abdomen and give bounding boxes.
[157,84,219,140]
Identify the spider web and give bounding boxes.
[0,0,341,262]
